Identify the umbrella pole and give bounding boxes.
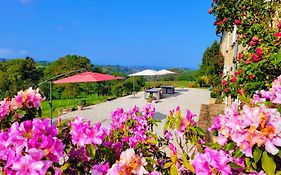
[133,76,135,98]
[49,81,53,125]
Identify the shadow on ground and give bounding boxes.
[161,91,182,99]
[154,112,167,120]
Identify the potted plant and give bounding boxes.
[146,94,153,103]
[77,100,86,111]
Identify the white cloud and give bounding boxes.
[0,48,13,57]
[19,0,32,4]
[19,50,28,55]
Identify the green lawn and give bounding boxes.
[145,80,196,88]
[41,94,110,118]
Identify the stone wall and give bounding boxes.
[198,104,225,142]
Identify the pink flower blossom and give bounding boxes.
[70,117,106,146]
[91,162,110,175]
[256,47,263,55]
[251,54,260,62]
[106,148,148,175]
[192,148,232,175]
[274,32,281,38]
[11,154,47,175]
[0,99,10,121]
[234,19,242,25]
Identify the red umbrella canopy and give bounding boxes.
[53,71,123,84]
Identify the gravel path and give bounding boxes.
[60,88,210,134]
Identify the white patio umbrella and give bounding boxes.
[128,69,160,97]
[157,69,176,75]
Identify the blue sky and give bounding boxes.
[0,0,218,69]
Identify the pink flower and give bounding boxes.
[208,8,213,14]
[11,154,49,175]
[148,171,162,175]
[251,54,260,62]
[13,88,43,109]
[238,88,244,95]
[0,99,10,121]
[277,23,281,29]
[249,37,258,46]
[221,79,227,86]
[249,74,255,80]
[274,32,281,38]
[91,162,110,175]
[234,71,240,76]
[169,142,177,155]
[70,117,106,146]
[106,149,148,175]
[234,19,242,25]
[192,148,232,175]
[230,77,237,83]
[238,53,243,60]
[256,47,263,55]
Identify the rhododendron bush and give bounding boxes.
[0,75,280,174]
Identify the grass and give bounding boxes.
[145,80,196,88]
[41,94,110,118]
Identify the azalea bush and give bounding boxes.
[0,75,280,174]
[210,0,281,98]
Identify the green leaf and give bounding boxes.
[195,127,205,136]
[87,144,96,159]
[164,162,172,169]
[253,147,262,163]
[210,142,222,150]
[229,162,243,169]
[245,157,252,167]
[182,154,195,173]
[170,164,179,175]
[234,149,243,158]
[224,141,235,151]
[146,139,158,145]
[261,151,276,175]
[61,163,70,171]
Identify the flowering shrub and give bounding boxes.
[0,74,280,174]
[210,0,281,97]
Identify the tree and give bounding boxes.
[42,55,94,99]
[0,57,43,96]
[197,41,224,87]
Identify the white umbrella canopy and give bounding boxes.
[157,69,176,75]
[128,69,160,97]
[129,69,160,76]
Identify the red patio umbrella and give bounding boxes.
[53,71,123,84]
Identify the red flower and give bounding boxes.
[245,59,251,65]
[208,8,213,14]
[274,32,281,39]
[237,88,244,95]
[249,41,256,46]
[224,88,230,92]
[234,20,242,25]
[251,37,259,42]
[251,54,260,62]
[221,79,227,86]
[230,77,237,83]
[277,23,281,29]
[238,53,243,60]
[234,71,239,76]
[222,18,228,23]
[249,74,255,80]
[256,47,263,55]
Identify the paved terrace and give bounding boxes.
[60,88,210,134]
